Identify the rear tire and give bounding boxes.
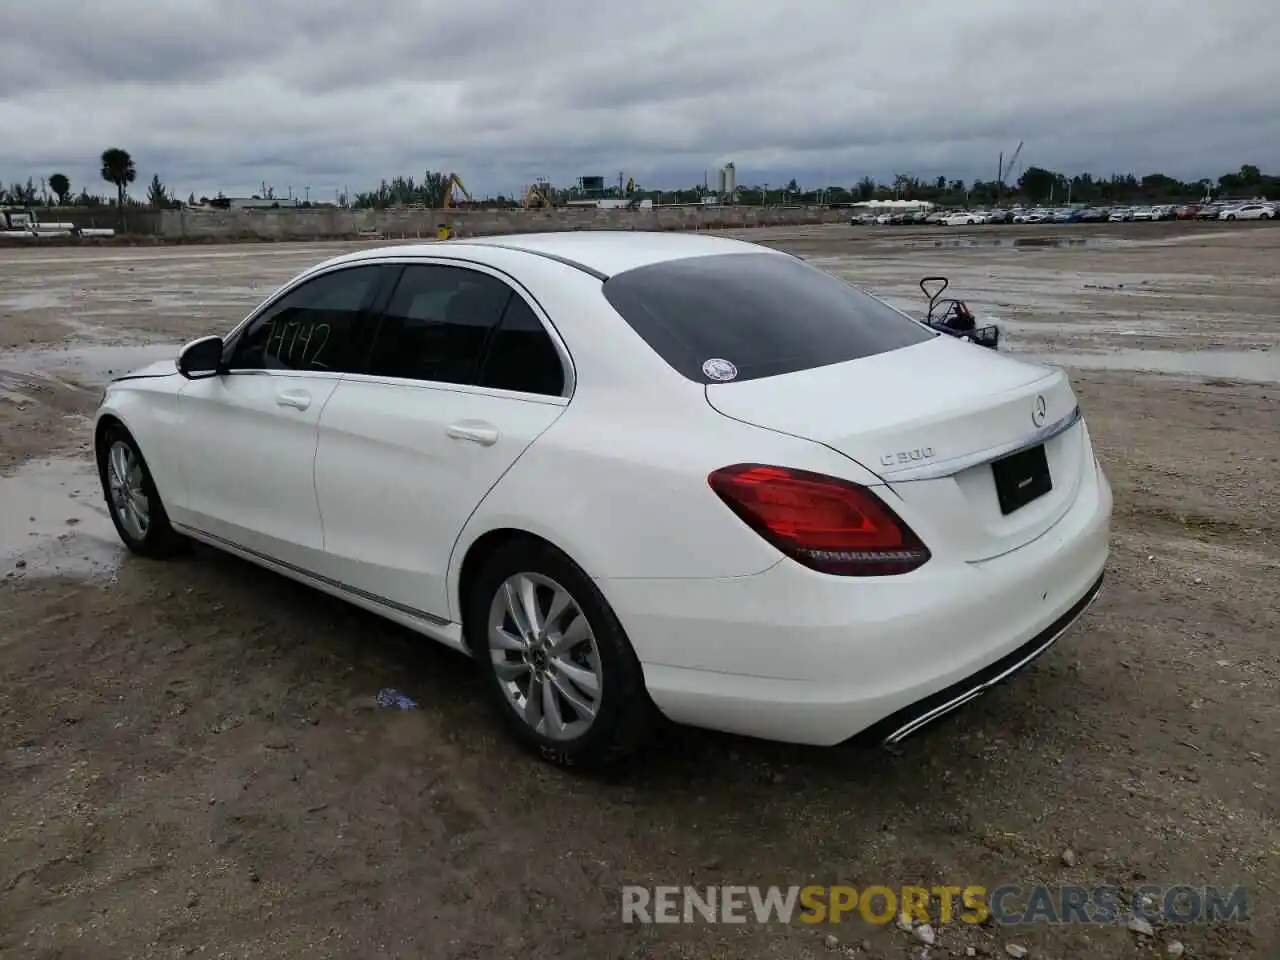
[96,424,188,558]
[467,538,658,769]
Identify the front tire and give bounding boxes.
[468,538,658,768]
[96,424,187,558]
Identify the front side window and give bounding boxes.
[230,265,383,373]
[365,265,513,385]
[601,252,935,383]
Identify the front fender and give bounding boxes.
[94,376,187,516]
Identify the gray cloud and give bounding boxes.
[2,0,1277,200]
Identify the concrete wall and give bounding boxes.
[22,206,161,234]
[158,205,850,241]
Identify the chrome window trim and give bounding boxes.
[335,372,570,406]
[222,253,577,400]
[880,405,1082,482]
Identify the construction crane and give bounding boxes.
[522,180,553,210]
[623,176,643,210]
[441,172,472,209]
[995,141,1023,204]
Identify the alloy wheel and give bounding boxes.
[106,440,150,540]
[487,572,603,741]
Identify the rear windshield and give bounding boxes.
[601,252,935,383]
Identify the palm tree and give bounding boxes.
[100,147,137,211]
[49,173,71,205]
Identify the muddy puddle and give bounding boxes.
[0,343,179,397]
[0,457,123,580]
[0,290,66,311]
[1027,348,1280,383]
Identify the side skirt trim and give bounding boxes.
[171,522,453,627]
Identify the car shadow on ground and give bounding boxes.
[178,540,1074,806]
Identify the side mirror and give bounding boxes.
[177,335,225,379]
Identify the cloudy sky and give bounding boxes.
[2,0,1277,201]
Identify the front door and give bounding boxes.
[172,263,389,571]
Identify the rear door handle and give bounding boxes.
[446,421,499,446]
[276,390,312,410]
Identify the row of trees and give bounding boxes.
[3,148,1274,212]
[0,148,185,212]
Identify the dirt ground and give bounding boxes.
[1,222,1277,959]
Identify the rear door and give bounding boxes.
[312,260,570,622]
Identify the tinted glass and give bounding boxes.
[602,252,935,383]
[478,296,565,396]
[365,265,512,384]
[232,265,382,372]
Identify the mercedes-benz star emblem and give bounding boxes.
[1032,395,1048,427]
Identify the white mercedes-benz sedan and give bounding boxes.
[93,231,1111,766]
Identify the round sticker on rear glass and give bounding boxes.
[702,358,738,382]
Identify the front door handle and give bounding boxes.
[446,421,499,446]
[276,390,312,410]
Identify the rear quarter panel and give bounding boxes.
[448,380,888,600]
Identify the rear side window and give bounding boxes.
[366,265,513,385]
[601,252,934,383]
[478,296,565,396]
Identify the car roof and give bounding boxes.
[324,230,782,280]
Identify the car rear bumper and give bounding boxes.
[864,570,1102,744]
[601,457,1112,747]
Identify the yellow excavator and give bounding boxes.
[441,172,472,209]
[523,181,553,210]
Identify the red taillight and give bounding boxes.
[708,464,930,576]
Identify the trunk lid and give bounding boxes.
[705,335,1088,562]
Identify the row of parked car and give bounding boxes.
[852,199,1275,226]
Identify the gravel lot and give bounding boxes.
[1,222,1277,959]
